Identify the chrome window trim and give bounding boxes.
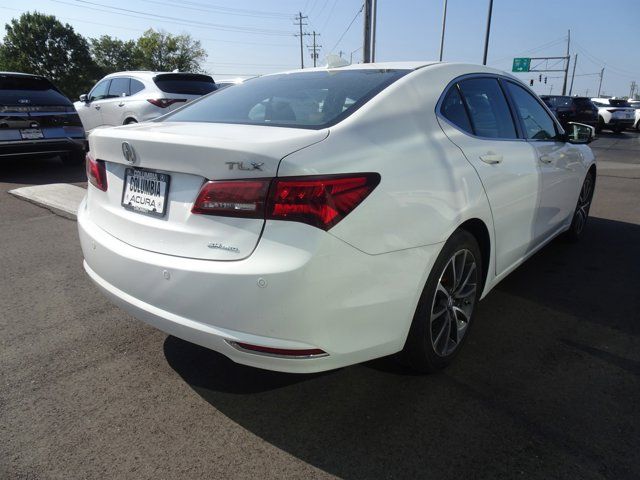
[435,73,527,142]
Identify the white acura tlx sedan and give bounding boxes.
[78,62,596,373]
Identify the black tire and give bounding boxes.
[61,150,86,166]
[595,117,604,133]
[401,229,483,373]
[564,170,595,242]
[612,126,624,134]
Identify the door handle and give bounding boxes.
[94,105,101,110]
[479,153,503,164]
[118,102,125,107]
[539,155,553,164]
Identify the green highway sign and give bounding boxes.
[512,57,531,72]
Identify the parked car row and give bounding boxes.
[1,70,227,164]
[542,95,639,133]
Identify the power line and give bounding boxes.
[573,42,639,79]
[489,36,566,65]
[56,0,293,36]
[134,0,292,19]
[2,5,294,48]
[320,0,339,31]
[329,3,364,54]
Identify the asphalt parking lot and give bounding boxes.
[1,132,639,480]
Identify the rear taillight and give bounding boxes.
[192,179,270,217]
[268,173,380,230]
[191,173,380,230]
[147,98,186,108]
[85,153,107,191]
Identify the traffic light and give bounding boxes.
[544,76,547,84]
[530,79,534,86]
[539,74,542,82]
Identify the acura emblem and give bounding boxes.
[122,141,137,165]
[18,98,31,104]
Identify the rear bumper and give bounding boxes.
[606,118,635,126]
[78,197,440,373]
[0,137,87,158]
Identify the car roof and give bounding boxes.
[0,71,46,79]
[265,61,511,78]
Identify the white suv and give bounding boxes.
[628,100,640,130]
[591,97,636,133]
[75,72,216,132]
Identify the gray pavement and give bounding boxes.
[1,132,639,480]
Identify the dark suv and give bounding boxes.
[540,95,598,130]
[1,72,86,165]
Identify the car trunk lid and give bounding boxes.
[86,121,328,260]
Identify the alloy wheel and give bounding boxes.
[574,174,594,235]
[430,249,478,357]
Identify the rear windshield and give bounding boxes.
[609,99,630,107]
[0,75,56,91]
[573,97,594,106]
[163,69,410,129]
[153,74,216,95]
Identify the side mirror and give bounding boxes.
[79,94,88,103]
[566,122,595,144]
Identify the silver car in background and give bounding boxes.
[74,71,217,132]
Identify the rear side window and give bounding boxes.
[153,74,216,95]
[164,69,410,129]
[108,78,130,97]
[573,98,594,107]
[505,82,558,140]
[440,86,473,134]
[458,78,517,139]
[130,79,145,95]
[609,99,630,107]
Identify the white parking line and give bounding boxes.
[9,183,85,218]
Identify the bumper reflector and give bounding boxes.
[228,341,328,358]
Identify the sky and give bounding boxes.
[0,0,638,98]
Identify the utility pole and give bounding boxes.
[561,29,570,95]
[439,0,448,61]
[362,0,372,63]
[549,84,554,95]
[294,12,310,69]
[630,81,637,99]
[482,0,494,65]
[339,50,344,58]
[597,67,604,97]
[308,31,321,67]
[371,0,377,62]
[569,53,578,96]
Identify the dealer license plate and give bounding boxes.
[121,168,170,217]
[20,128,44,139]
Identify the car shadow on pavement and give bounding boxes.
[164,216,640,480]
[0,155,86,186]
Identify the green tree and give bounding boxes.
[136,29,207,72]
[90,35,141,76]
[0,11,97,99]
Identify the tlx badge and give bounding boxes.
[225,161,264,171]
